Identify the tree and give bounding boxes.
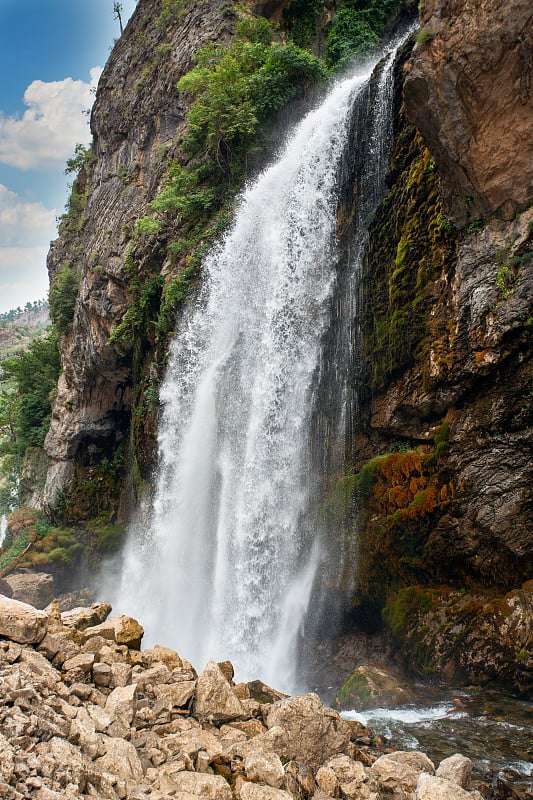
[114,2,124,35]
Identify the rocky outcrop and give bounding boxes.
[344,1,533,683]
[40,0,246,511]
[384,582,533,694]
[0,572,55,609]
[0,596,488,800]
[404,0,533,223]
[332,664,414,710]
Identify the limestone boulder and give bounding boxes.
[165,727,224,762]
[0,733,14,783]
[0,595,48,644]
[436,754,473,789]
[245,748,285,789]
[332,664,414,710]
[2,572,55,609]
[325,755,367,785]
[69,706,101,759]
[81,613,144,648]
[194,659,246,724]
[247,679,287,704]
[105,683,138,727]
[284,761,315,799]
[265,694,351,764]
[315,765,338,796]
[371,751,434,798]
[97,736,143,782]
[415,773,483,800]
[171,770,233,800]
[239,783,293,800]
[154,679,196,708]
[142,643,196,676]
[61,602,112,631]
[63,652,95,675]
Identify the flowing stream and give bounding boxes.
[344,689,533,792]
[113,35,410,693]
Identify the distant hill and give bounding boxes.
[0,301,50,360]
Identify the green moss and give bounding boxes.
[59,447,125,525]
[88,521,126,555]
[384,585,435,634]
[361,126,458,393]
[332,670,372,707]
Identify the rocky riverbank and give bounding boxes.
[0,594,524,800]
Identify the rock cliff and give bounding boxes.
[344,0,532,690]
[42,0,244,510]
[404,0,533,224]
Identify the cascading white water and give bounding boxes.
[0,514,7,548]
[113,35,410,693]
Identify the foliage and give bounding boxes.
[65,144,93,175]
[414,27,434,46]
[49,265,80,335]
[283,0,323,49]
[134,216,162,237]
[156,0,189,28]
[0,333,60,451]
[177,17,326,176]
[326,10,379,65]
[325,0,401,67]
[156,262,199,337]
[109,268,164,350]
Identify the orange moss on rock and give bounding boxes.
[345,422,457,606]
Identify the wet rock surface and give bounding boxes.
[0,595,499,800]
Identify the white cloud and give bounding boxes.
[0,68,103,170]
[0,184,57,247]
[0,185,57,311]
[0,246,50,312]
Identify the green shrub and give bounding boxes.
[326,10,379,65]
[1,333,60,450]
[325,1,402,67]
[65,143,93,175]
[178,18,326,174]
[283,0,323,49]
[134,216,162,237]
[109,271,164,349]
[49,265,79,335]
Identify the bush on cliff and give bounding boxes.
[177,17,327,180]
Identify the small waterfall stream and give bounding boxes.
[0,514,7,548]
[113,34,410,692]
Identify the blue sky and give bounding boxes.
[0,0,138,313]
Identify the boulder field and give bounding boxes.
[0,594,493,800]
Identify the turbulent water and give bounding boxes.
[343,689,533,791]
[113,37,409,692]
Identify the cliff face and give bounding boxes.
[404,0,533,224]
[42,0,241,511]
[348,0,532,690]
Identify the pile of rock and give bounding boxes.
[0,594,485,800]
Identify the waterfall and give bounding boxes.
[113,33,411,693]
[0,515,7,548]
